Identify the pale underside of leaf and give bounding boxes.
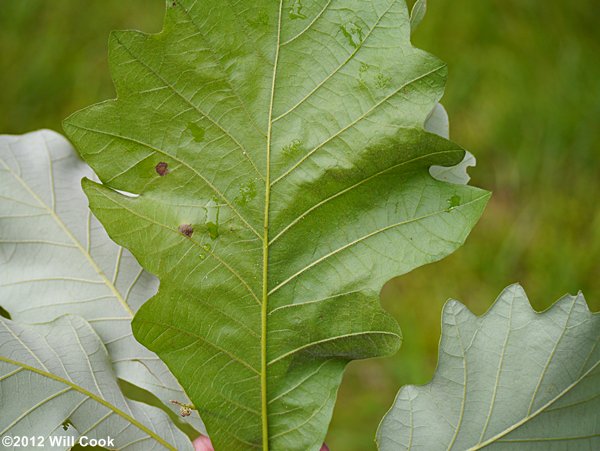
[409,0,427,33]
[0,315,192,450]
[0,130,203,432]
[426,103,476,185]
[64,1,490,450]
[377,284,600,450]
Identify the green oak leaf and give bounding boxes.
[377,284,600,450]
[63,1,489,449]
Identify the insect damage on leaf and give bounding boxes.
[340,21,364,48]
[446,194,461,211]
[63,0,490,449]
[155,161,169,176]
[178,223,194,237]
[0,130,204,443]
[289,0,307,20]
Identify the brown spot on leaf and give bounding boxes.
[155,162,169,176]
[178,224,194,237]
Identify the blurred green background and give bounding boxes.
[1,0,598,449]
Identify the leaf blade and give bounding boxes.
[0,315,191,450]
[0,130,203,431]
[377,284,600,450]
[64,1,489,449]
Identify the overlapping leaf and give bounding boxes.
[0,130,203,431]
[426,103,476,184]
[409,0,427,33]
[377,284,600,450]
[0,315,192,450]
[64,0,489,449]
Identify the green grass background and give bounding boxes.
[1,1,599,449]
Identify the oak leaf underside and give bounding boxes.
[64,1,489,449]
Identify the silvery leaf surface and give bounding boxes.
[0,315,192,450]
[427,103,475,185]
[377,284,600,450]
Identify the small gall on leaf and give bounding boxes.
[155,162,169,176]
[178,224,194,237]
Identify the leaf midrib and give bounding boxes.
[261,2,284,450]
[271,0,396,124]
